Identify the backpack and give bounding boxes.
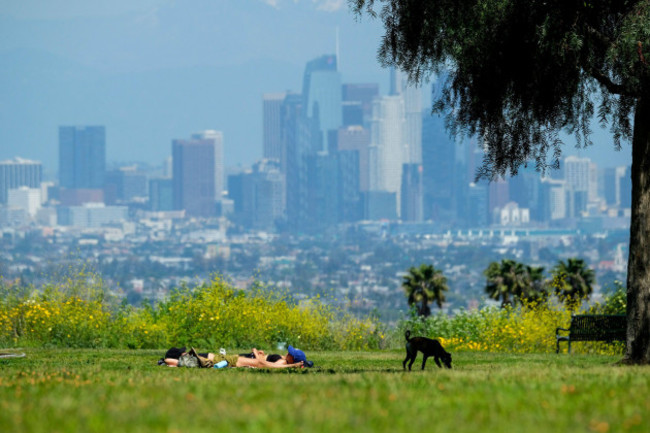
[189,347,214,368]
[178,353,199,368]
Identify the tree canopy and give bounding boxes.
[351,0,649,177]
[352,0,650,363]
[402,264,448,316]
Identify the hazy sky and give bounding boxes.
[0,0,632,175]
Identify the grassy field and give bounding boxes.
[1,348,648,433]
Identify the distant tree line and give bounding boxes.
[403,258,596,316]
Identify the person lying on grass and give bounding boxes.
[161,346,311,368]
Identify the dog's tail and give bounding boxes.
[405,330,411,341]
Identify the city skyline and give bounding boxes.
[0,48,635,233]
[0,1,633,173]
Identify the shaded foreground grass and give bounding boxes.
[1,349,649,433]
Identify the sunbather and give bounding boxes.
[160,345,310,368]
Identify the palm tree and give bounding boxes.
[551,258,595,310]
[402,264,448,317]
[484,259,528,307]
[520,265,549,304]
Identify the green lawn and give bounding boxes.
[1,349,648,433]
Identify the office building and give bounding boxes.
[263,93,286,161]
[509,166,543,221]
[149,178,173,211]
[281,93,311,229]
[540,178,568,221]
[602,165,631,209]
[342,83,379,128]
[620,166,632,208]
[338,150,363,222]
[302,55,342,153]
[564,156,598,216]
[493,202,530,226]
[467,182,489,227]
[338,126,371,192]
[231,159,285,231]
[306,153,340,228]
[391,68,422,164]
[401,163,424,222]
[57,203,128,228]
[192,130,224,201]
[59,126,106,189]
[369,95,406,216]
[0,157,42,204]
[363,191,397,221]
[172,131,223,217]
[488,178,510,216]
[7,186,41,217]
[422,111,456,222]
[105,166,147,204]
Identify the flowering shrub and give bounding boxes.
[396,297,625,355]
[0,269,626,355]
[0,273,384,350]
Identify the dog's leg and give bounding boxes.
[404,343,413,370]
[434,357,442,368]
[403,352,410,370]
[407,353,417,371]
[421,354,428,370]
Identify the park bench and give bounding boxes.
[555,314,626,354]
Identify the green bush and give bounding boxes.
[393,297,625,355]
[0,272,383,351]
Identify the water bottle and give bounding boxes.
[214,360,228,369]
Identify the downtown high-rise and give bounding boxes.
[0,157,42,204]
[172,130,223,217]
[59,126,106,190]
[302,54,342,153]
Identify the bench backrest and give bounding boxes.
[569,314,626,341]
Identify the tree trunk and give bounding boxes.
[624,96,650,364]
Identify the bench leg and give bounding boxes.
[568,340,571,354]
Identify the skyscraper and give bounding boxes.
[149,178,173,211]
[227,159,285,231]
[59,126,106,189]
[391,68,422,164]
[401,163,424,222]
[104,166,147,204]
[302,55,342,153]
[263,93,286,161]
[509,165,542,221]
[369,95,406,216]
[0,157,42,204]
[342,83,379,128]
[172,131,223,217]
[338,126,371,192]
[422,110,456,222]
[564,155,598,216]
[281,92,310,229]
[193,130,224,202]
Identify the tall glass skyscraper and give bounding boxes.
[58,126,106,189]
[302,55,342,153]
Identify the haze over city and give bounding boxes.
[0,0,632,173]
[0,0,637,318]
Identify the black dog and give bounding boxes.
[403,330,452,370]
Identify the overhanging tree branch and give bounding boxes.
[585,66,638,96]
